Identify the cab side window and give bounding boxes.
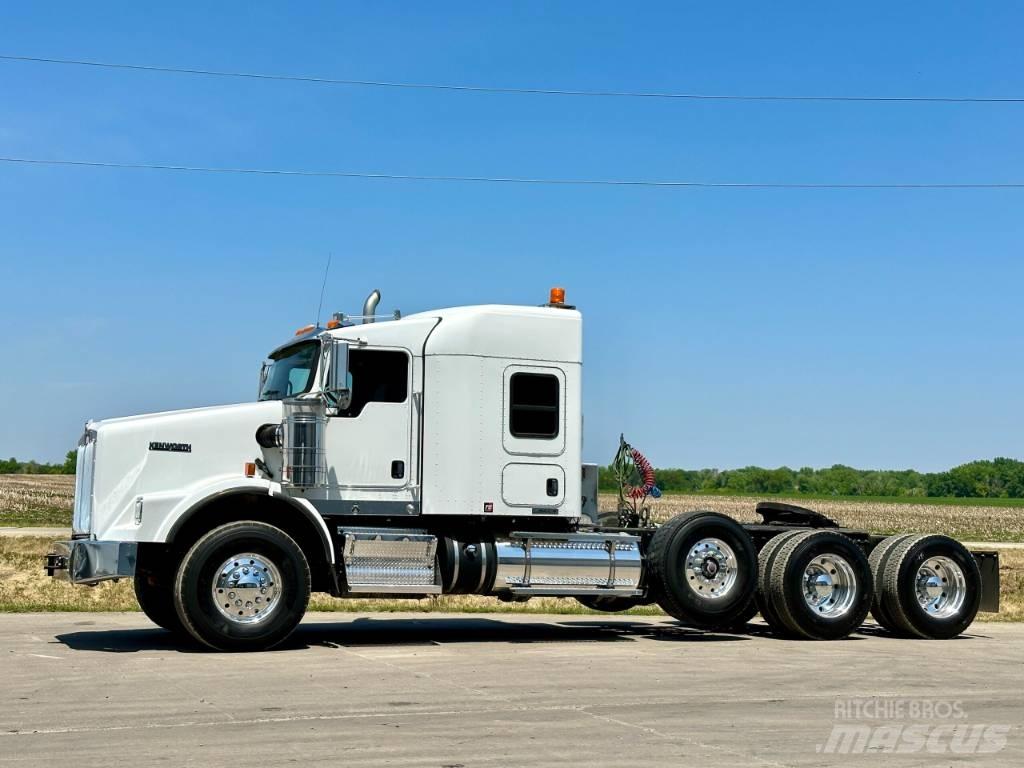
[335,350,409,418]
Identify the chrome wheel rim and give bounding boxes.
[915,556,966,618]
[211,552,282,625]
[684,538,738,600]
[802,553,858,618]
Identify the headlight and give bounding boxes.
[72,428,97,536]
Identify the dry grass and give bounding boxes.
[0,474,74,527]
[604,493,1024,543]
[2,476,1021,620]
[0,536,138,612]
[2,536,1020,622]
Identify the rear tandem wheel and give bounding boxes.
[763,530,873,640]
[879,534,981,639]
[648,511,758,630]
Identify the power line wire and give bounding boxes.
[1,156,1021,189]
[2,54,1022,105]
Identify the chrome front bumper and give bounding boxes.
[45,540,138,585]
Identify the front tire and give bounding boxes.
[649,511,758,630]
[134,555,186,635]
[173,521,311,651]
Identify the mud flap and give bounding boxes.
[973,550,1000,613]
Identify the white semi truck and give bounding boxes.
[47,289,999,650]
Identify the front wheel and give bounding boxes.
[173,521,311,651]
[134,553,186,636]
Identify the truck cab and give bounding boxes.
[259,301,583,521]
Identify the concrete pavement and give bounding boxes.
[0,612,1020,767]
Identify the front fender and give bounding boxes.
[108,476,335,566]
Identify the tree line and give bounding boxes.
[598,458,1024,499]
[4,452,1023,499]
[0,451,77,475]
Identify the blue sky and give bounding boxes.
[1,3,1021,470]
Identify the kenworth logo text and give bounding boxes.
[148,442,192,453]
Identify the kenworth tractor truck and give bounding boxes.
[46,289,999,650]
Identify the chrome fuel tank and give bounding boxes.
[492,532,642,596]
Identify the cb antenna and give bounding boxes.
[315,252,332,328]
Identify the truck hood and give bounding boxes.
[87,401,284,539]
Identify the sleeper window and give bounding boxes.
[509,373,560,438]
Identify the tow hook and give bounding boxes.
[45,553,68,577]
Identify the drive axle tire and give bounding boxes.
[575,595,646,612]
[867,534,913,633]
[767,530,872,640]
[724,598,759,631]
[756,530,807,633]
[649,511,758,630]
[879,535,981,639]
[173,521,311,651]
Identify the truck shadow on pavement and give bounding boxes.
[53,616,754,653]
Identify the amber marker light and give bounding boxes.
[244,462,256,478]
[549,287,566,305]
[294,324,315,336]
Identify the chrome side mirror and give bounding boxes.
[324,339,351,410]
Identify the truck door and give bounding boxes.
[322,347,416,512]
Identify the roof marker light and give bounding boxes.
[294,324,315,336]
[549,287,566,305]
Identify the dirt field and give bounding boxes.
[2,475,1021,619]
[4,475,1023,541]
[0,474,74,527]
[626,493,1024,542]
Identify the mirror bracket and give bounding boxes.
[324,338,352,413]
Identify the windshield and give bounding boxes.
[259,341,319,401]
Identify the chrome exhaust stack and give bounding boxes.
[362,289,381,323]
